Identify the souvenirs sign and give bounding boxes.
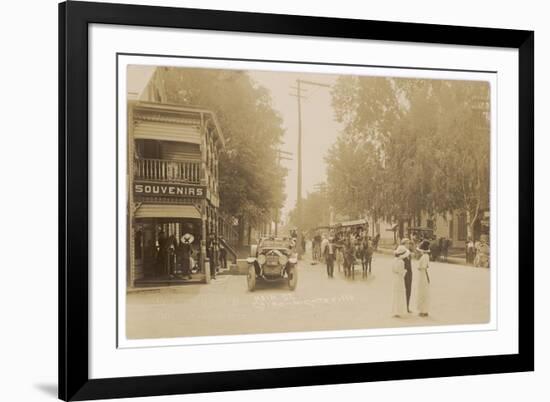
[133,181,206,198]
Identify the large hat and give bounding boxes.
[417,239,431,253]
[181,233,195,244]
[394,245,410,259]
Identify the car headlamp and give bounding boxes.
[257,254,266,265]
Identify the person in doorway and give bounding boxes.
[167,235,178,277]
[416,240,431,317]
[156,229,169,277]
[177,233,194,279]
[392,244,409,317]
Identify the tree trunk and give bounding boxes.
[467,221,475,241]
[467,202,480,241]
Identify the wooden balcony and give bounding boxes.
[134,158,201,184]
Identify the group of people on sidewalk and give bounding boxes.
[154,230,229,281]
[392,238,431,318]
[466,235,490,267]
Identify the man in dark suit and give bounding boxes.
[324,237,336,278]
[403,238,413,313]
[207,233,218,280]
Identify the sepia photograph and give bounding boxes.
[124,63,492,341]
[55,4,534,399]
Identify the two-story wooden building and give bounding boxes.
[127,66,226,287]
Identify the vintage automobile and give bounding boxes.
[405,227,456,262]
[246,237,298,291]
[406,226,436,241]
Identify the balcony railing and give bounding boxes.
[134,158,201,184]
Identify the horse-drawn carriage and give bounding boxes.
[330,219,374,279]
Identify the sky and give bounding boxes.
[247,70,344,222]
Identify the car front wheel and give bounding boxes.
[247,265,256,292]
[287,265,298,291]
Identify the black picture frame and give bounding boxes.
[59,1,534,400]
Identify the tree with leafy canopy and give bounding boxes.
[328,76,490,237]
[288,190,330,232]
[161,67,287,243]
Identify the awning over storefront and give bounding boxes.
[133,121,201,144]
[135,204,202,219]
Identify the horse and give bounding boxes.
[359,239,374,278]
[343,241,356,279]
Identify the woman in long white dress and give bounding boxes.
[416,240,431,317]
[392,245,409,317]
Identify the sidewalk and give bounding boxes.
[376,245,468,266]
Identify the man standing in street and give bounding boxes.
[207,233,217,280]
[321,234,329,261]
[324,237,336,278]
[218,235,227,269]
[402,238,413,313]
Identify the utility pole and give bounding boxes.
[296,79,303,256]
[290,78,332,258]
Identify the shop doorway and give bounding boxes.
[133,218,203,281]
